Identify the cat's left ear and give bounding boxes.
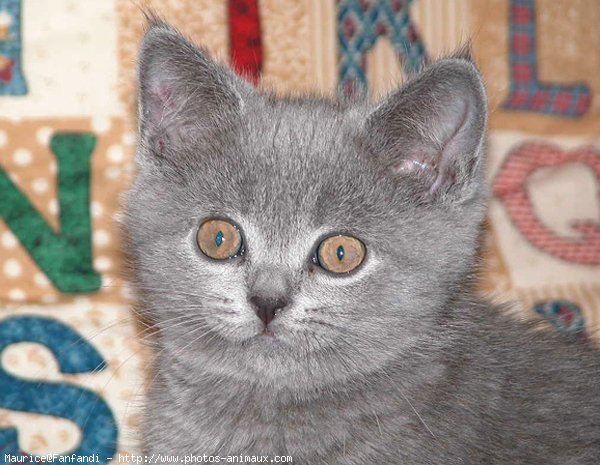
[365,56,487,203]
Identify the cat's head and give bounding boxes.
[124,21,487,394]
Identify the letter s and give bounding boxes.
[0,316,117,464]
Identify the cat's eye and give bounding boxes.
[317,235,365,274]
[197,219,243,260]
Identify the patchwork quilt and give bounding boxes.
[0,0,598,462]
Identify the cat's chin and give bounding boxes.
[245,327,289,349]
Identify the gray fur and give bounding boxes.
[123,20,600,464]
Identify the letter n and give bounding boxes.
[0,133,101,293]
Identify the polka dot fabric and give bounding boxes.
[0,118,135,305]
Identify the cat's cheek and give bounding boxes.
[299,254,382,315]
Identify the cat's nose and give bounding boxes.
[249,295,289,326]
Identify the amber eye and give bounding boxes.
[317,235,366,274]
[197,219,243,260]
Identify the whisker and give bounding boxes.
[104,284,233,303]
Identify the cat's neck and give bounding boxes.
[153,340,454,460]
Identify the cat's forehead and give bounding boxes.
[189,99,390,237]
[237,101,376,205]
[245,97,359,161]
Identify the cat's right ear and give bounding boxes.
[137,18,252,160]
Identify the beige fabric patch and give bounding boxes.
[0,0,122,119]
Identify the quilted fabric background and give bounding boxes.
[0,0,598,461]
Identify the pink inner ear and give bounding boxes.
[146,84,175,126]
[390,96,474,196]
[153,84,174,105]
[391,151,438,188]
[157,136,166,154]
[146,82,197,149]
[393,158,432,175]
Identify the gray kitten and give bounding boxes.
[123,20,600,464]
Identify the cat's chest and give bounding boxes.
[191,386,417,463]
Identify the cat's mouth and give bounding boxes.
[261,326,275,337]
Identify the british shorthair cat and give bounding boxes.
[123,19,600,465]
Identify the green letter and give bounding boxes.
[0,133,101,293]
